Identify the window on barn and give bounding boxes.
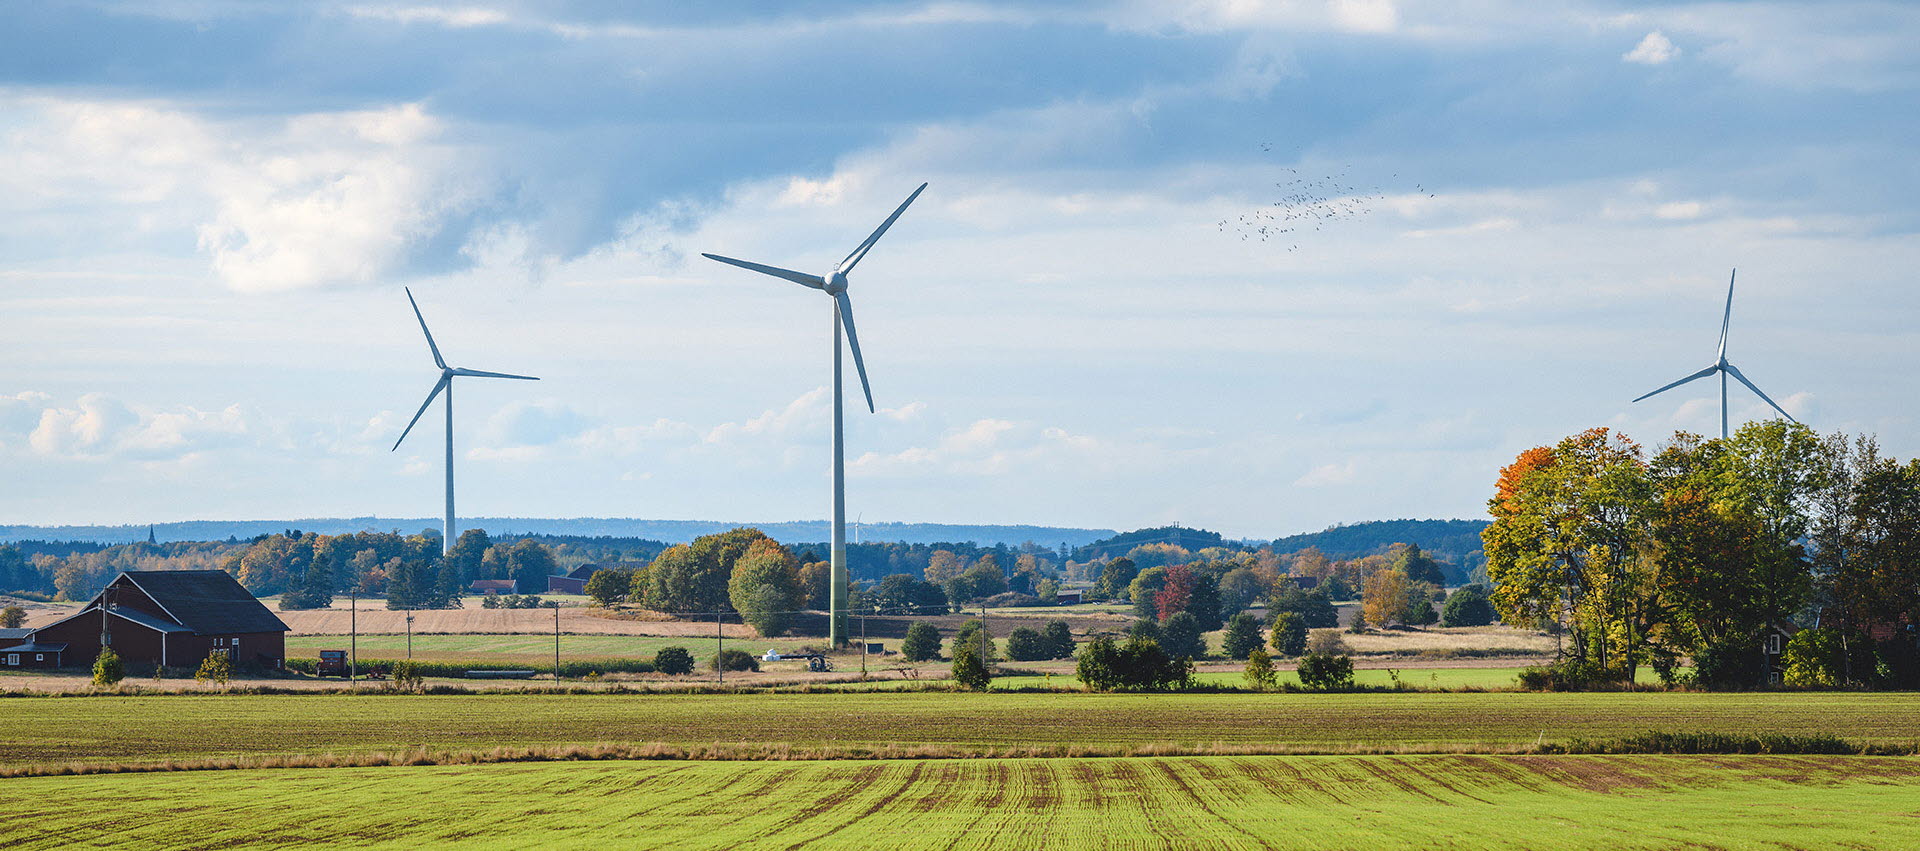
[5,654,15,665]
[34,654,43,662]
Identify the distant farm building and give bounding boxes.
[1054,589,1083,605]
[10,570,289,670]
[469,579,517,595]
[0,627,58,668]
[553,561,646,595]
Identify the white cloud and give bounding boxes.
[3,96,487,292]
[343,6,511,29]
[1294,461,1357,488]
[1654,201,1704,220]
[1624,30,1680,65]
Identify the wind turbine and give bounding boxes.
[702,182,927,646]
[1631,269,1797,439]
[391,287,539,554]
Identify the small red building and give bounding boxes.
[14,570,290,670]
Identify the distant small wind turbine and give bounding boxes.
[391,287,538,554]
[1631,269,1797,439]
[702,182,927,645]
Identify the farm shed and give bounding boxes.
[0,627,64,668]
[28,570,289,670]
[470,579,517,595]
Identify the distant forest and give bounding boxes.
[0,518,1119,548]
[1270,519,1489,582]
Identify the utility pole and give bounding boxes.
[350,587,358,683]
[553,601,561,682]
[716,610,724,685]
[406,607,413,659]
[860,612,868,677]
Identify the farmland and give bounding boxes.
[5,754,1920,849]
[4,690,1920,768]
[283,633,819,667]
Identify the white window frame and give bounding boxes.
[34,654,43,662]
[5,654,16,665]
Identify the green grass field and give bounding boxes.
[6,690,1920,768]
[6,754,1919,849]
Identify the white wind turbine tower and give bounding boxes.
[703,182,927,646]
[1631,269,1797,439]
[391,287,539,554]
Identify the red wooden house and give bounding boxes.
[8,570,290,670]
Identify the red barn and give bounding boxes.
[16,571,290,670]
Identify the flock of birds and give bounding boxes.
[1220,145,1434,251]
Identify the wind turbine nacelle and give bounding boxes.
[824,272,849,294]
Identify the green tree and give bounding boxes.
[951,632,992,689]
[0,605,24,628]
[1006,627,1047,661]
[1092,557,1139,601]
[1268,585,1338,628]
[507,540,559,595]
[1185,571,1223,631]
[1221,612,1263,660]
[653,646,695,675]
[1160,611,1206,660]
[1127,566,1167,619]
[727,538,802,637]
[1075,636,1190,692]
[872,574,948,615]
[901,622,943,661]
[953,618,996,662]
[1218,567,1263,616]
[1041,620,1074,659]
[584,568,631,606]
[1243,645,1277,691]
[1296,653,1355,691]
[1440,584,1497,627]
[446,529,492,585]
[1390,543,1448,586]
[1268,611,1308,657]
[92,648,124,687]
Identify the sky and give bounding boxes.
[2,1,1917,539]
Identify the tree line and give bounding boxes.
[1485,421,1920,688]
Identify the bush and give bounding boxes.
[1295,653,1354,691]
[901,622,943,661]
[952,633,992,689]
[194,652,232,685]
[1160,611,1206,660]
[92,648,124,687]
[1243,645,1277,691]
[1781,627,1874,688]
[653,646,695,675]
[711,648,760,672]
[1439,584,1497,627]
[1268,612,1308,657]
[1041,620,1074,660]
[1127,619,1161,642]
[389,659,423,690]
[1692,638,1769,689]
[1005,627,1049,662]
[981,592,1040,608]
[1221,613,1263,661]
[1515,659,1606,691]
[1076,636,1192,692]
[1306,628,1349,656]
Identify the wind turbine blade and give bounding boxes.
[1723,363,1798,423]
[405,287,447,370]
[837,182,928,274]
[1717,269,1735,360]
[701,254,826,289]
[835,292,875,413]
[392,375,450,451]
[450,368,539,380]
[1631,364,1720,403]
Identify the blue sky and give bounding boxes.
[2,1,1917,537]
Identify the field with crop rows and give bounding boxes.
[6,690,1920,768]
[6,754,1920,849]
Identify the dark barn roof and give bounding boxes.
[120,571,290,635]
[0,628,30,641]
